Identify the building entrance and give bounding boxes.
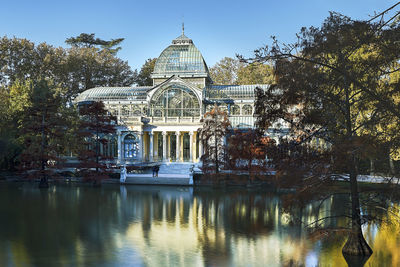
[170,134,176,161]
[182,133,190,161]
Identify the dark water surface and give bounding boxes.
[0,182,399,267]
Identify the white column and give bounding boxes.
[139,131,144,161]
[162,131,167,161]
[149,132,154,162]
[175,131,180,162]
[117,132,122,164]
[189,131,194,162]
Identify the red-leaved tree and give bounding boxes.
[198,105,231,174]
[77,101,116,185]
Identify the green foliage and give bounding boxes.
[0,80,33,170]
[133,58,156,86]
[209,57,274,85]
[65,33,124,54]
[237,63,275,84]
[18,80,67,185]
[0,34,134,172]
[64,47,134,97]
[0,36,134,101]
[209,57,242,85]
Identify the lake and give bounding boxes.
[0,182,398,267]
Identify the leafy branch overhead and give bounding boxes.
[65,33,125,54]
[248,2,400,257]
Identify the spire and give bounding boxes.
[172,20,193,45]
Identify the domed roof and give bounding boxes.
[151,33,209,79]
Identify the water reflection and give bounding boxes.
[0,183,398,266]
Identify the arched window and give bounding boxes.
[154,109,162,117]
[231,105,240,115]
[101,135,118,158]
[150,84,200,117]
[242,105,253,115]
[121,105,129,116]
[133,109,141,116]
[124,134,139,158]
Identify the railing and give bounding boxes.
[118,116,141,124]
[117,115,202,124]
[149,116,202,123]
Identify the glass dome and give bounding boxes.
[152,34,209,78]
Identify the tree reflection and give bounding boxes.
[0,183,398,266]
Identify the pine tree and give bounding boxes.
[77,101,116,186]
[19,80,65,188]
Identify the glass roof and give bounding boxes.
[152,34,209,78]
[73,87,150,102]
[204,84,270,100]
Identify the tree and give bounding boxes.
[237,62,275,85]
[0,36,135,101]
[77,101,117,186]
[64,47,135,97]
[209,57,243,85]
[198,105,231,174]
[133,58,156,86]
[210,57,275,85]
[227,130,273,174]
[65,33,124,54]
[248,5,400,257]
[19,80,65,188]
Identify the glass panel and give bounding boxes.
[231,105,240,115]
[124,134,139,158]
[153,44,208,75]
[150,84,200,118]
[243,105,253,115]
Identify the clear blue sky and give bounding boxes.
[0,0,398,71]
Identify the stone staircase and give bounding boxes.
[121,162,197,185]
[158,162,195,175]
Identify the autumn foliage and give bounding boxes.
[227,130,274,175]
[77,101,116,185]
[198,105,231,174]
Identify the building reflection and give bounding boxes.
[0,184,398,267]
[121,186,310,266]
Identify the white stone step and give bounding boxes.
[158,162,195,175]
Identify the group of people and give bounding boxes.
[152,165,160,177]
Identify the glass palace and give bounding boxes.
[75,31,276,164]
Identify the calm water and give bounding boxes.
[0,182,399,267]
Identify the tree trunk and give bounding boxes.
[342,155,372,256]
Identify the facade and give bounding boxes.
[75,31,275,165]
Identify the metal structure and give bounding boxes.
[74,32,283,164]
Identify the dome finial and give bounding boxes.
[182,17,185,35]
